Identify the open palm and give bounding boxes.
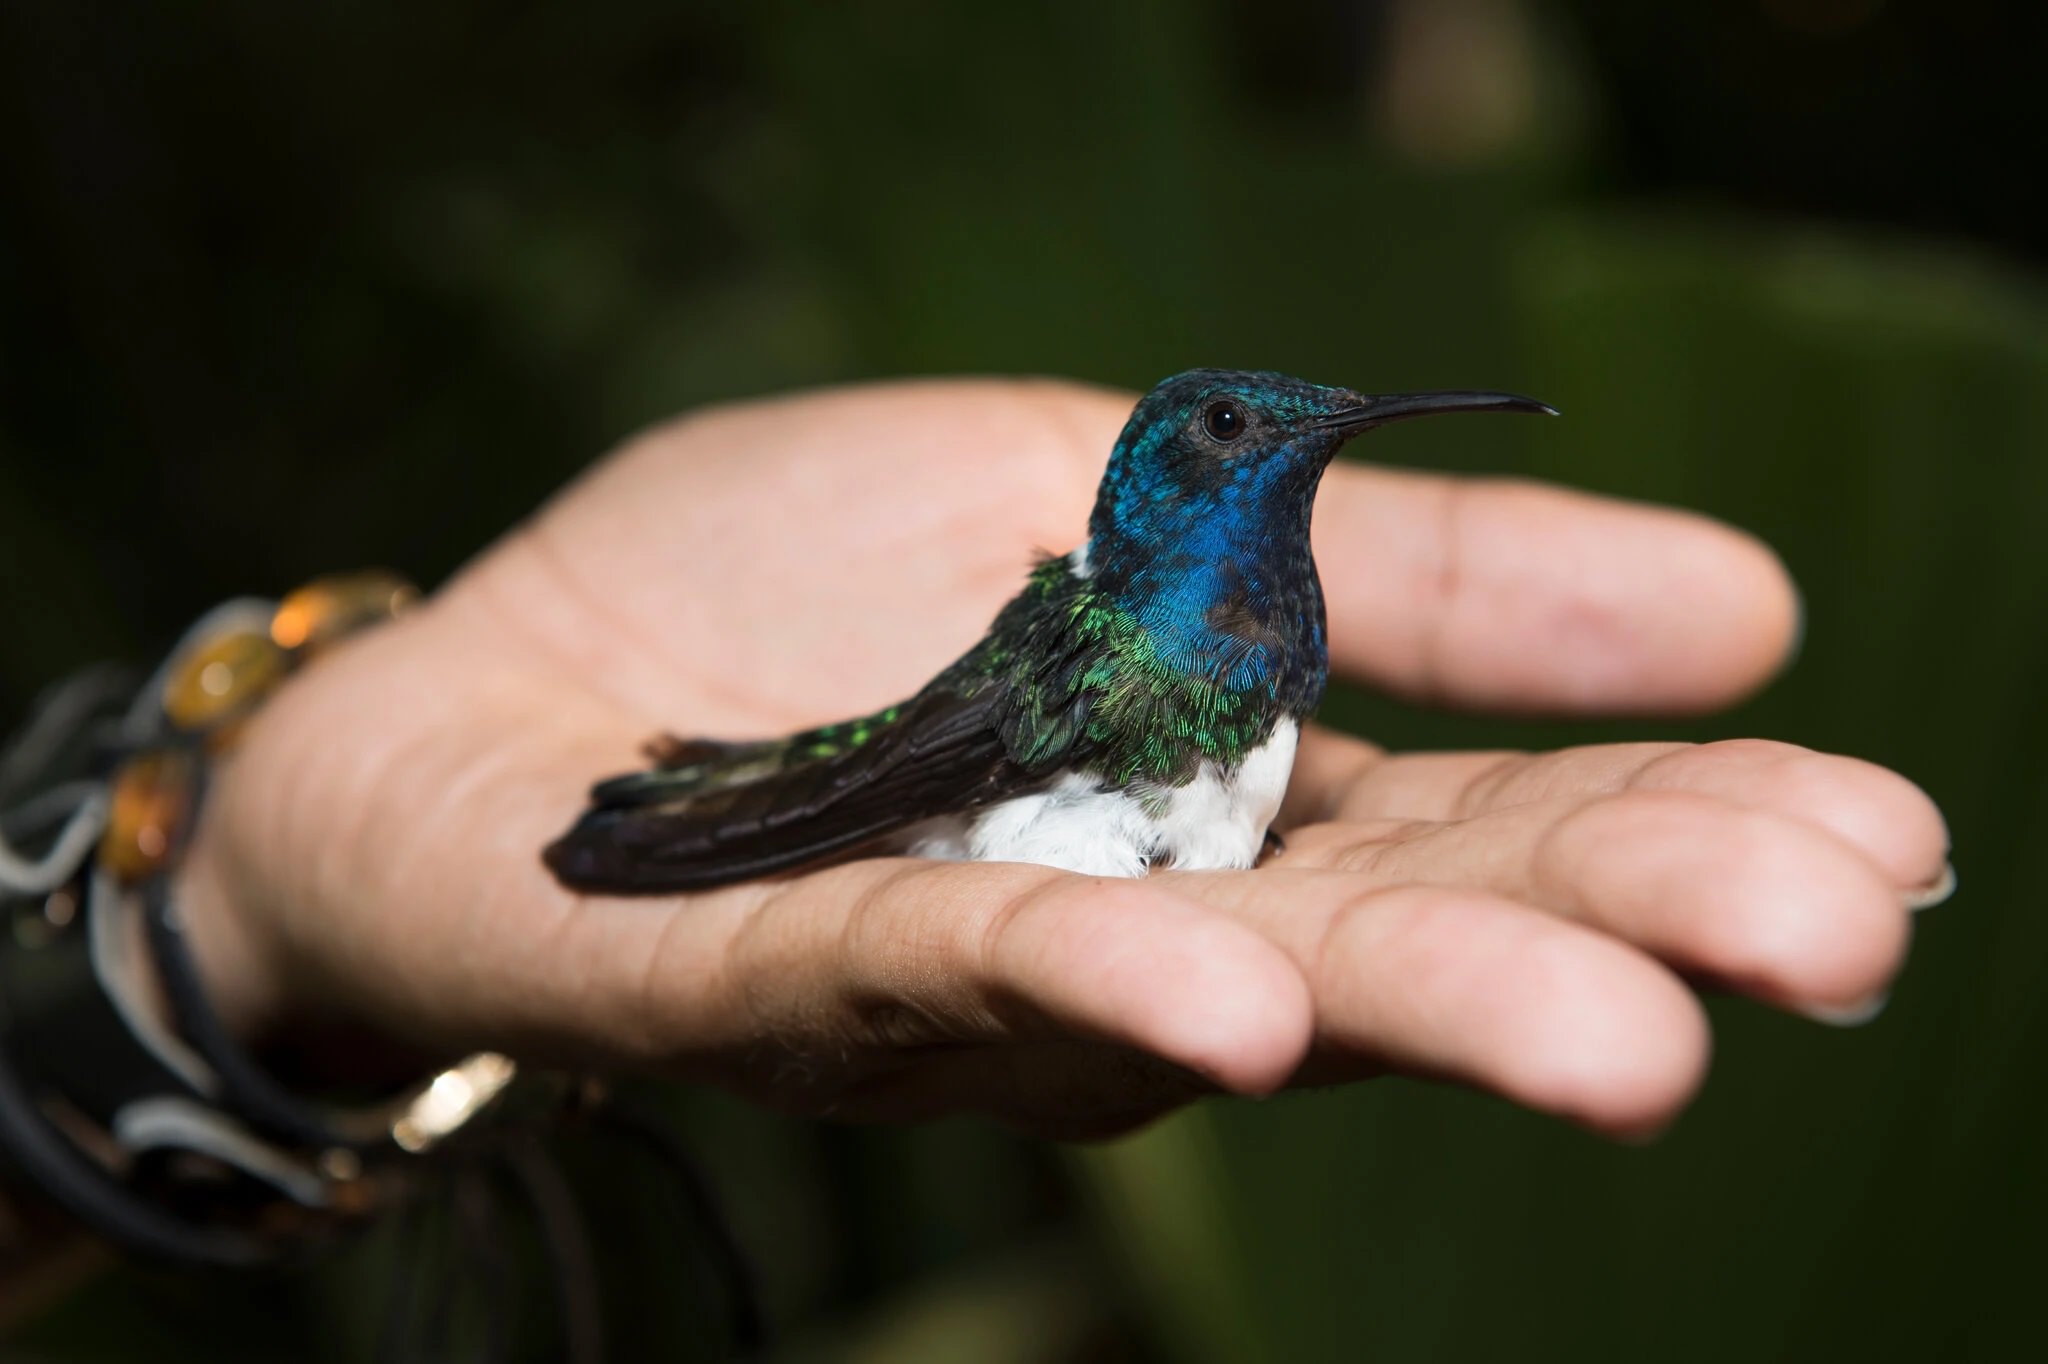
[184,379,1949,1139]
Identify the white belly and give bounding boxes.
[906,719,1298,878]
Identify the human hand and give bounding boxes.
[179,379,1950,1139]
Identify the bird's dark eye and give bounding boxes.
[1203,399,1244,442]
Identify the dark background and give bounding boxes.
[3,1,2044,1359]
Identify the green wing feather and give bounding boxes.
[543,686,1036,893]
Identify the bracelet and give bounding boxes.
[0,573,526,1267]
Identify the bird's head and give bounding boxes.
[1086,369,1554,567]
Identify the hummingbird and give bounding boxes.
[544,370,1554,894]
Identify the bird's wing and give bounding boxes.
[542,686,1042,894]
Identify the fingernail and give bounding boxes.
[1905,862,1956,913]
[1777,583,1807,678]
[1799,990,1889,1028]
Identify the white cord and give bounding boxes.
[0,789,108,895]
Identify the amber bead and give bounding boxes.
[162,627,288,732]
[99,749,198,882]
[271,571,418,653]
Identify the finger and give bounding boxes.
[640,859,1315,1099]
[1290,729,1950,897]
[1277,790,1910,1019]
[1312,465,1800,714]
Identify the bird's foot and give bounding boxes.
[640,732,741,769]
[640,732,695,768]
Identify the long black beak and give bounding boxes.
[1312,390,1558,432]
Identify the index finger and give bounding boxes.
[1313,464,1800,714]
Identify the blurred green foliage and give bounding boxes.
[2,2,2042,1360]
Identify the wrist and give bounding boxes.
[152,611,471,1093]
[170,820,283,1049]
[1,573,524,1269]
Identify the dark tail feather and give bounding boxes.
[542,689,1022,897]
[542,799,913,895]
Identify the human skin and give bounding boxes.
[175,379,1951,1141]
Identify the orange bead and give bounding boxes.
[99,750,198,882]
[270,571,418,653]
[162,628,288,731]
